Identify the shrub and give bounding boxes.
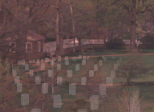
[138,34,154,49]
[104,38,126,50]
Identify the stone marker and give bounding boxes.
[106,77,113,87]
[89,70,94,77]
[48,69,52,77]
[99,60,103,66]
[42,83,48,94]
[67,70,73,77]
[99,84,106,96]
[29,69,34,77]
[53,95,62,108]
[69,83,76,95]
[14,76,20,84]
[35,76,41,84]
[57,64,61,70]
[81,77,87,85]
[31,108,41,112]
[90,95,99,110]
[111,70,116,78]
[75,64,80,71]
[57,76,63,85]
[94,64,98,71]
[12,69,17,77]
[17,82,23,92]
[21,93,29,106]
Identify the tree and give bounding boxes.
[101,0,154,50]
[138,33,154,49]
[0,0,52,61]
[116,54,151,85]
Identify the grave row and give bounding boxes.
[12,56,124,111]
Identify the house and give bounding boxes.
[5,30,45,62]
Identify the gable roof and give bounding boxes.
[27,30,45,41]
[5,30,45,41]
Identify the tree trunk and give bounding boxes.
[2,42,15,62]
[56,0,60,57]
[68,0,76,53]
[59,13,64,55]
[126,78,130,86]
[130,0,137,50]
[78,38,82,46]
[130,20,136,49]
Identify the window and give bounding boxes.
[9,42,16,53]
[38,41,41,52]
[26,42,32,52]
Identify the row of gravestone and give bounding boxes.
[12,55,123,112]
[16,55,123,66]
[15,56,107,74]
[13,55,123,90]
[16,55,91,65]
[16,83,106,111]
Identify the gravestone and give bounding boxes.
[57,76,63,85]
[90,95,99,110]
[42,83,48,94]
[89,70,94,77]
[99,84,106,96]
[31,108,41,112]
[78,109,87,112]
[81,77,87,85]
[87,56,90,60]
[14,76,20,84]
[29,69,34,77]
[102,56,106,61]
[65,56,69,65]
[94,64,98,71]
[69,83,76,95]
[111,70,116,78]
[25,64,29,71]
[36,59,40,65]
[106,77,113,87]
[57,64,61,70]
[114,64,118,70]
[12,70,17,77]
[17,82,22,92]
[41,63,45,70]
[58,56,61,62]
[35,76,41,84]
[48,69,52,77]
[21,93,29,106]
[53,95,62,108]
[67,70,72,77]
[82,59,86,65]
[99,60,103,66]
[75,64,80,71]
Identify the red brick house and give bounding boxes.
[6,30,45,62]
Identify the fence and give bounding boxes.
[43,39,141,56]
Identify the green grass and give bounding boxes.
[12,51,154,112]
[49,84,154,112]
[141,49,154,53]
[64,49,128,57]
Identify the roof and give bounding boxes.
[27,30,45,41]
[5,30,45,41]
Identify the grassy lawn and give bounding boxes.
[13,51,154,112]
[141,49,154,53]
[64,49,128,57]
